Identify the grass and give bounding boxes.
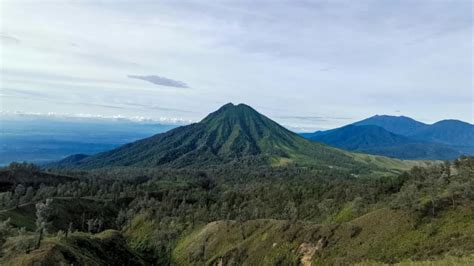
[315,205,474,264]
[357,255,474,265]
[172,205,474,265]
[350,152,433,173]
[123,213,159,252]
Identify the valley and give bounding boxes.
[0,104,473,265]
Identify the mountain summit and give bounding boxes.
[302,115,473,160]
[52,103,376,170]
[198,103,305,157]
[353,115,428,136]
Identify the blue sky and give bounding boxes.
[1,0,472,131]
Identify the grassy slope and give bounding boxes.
[357,255,474,266]
[172,205,474,265]
[349,152,432,176]
[1,230,145,265]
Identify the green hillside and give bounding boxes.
[0,156,472,265]
[173,206,474,265]
[50,103,416,174]
[1,105,472,266]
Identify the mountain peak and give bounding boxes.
[371,114,416,120]
[201,103,259,124]
[354,114,427,136]
[433,119,473,127]
[51,103,362,169]
[218,102,253,111]
[220,102,236,109]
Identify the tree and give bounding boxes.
[424,169,444,216]
[0,218,12,247]
[21,186,35,204]
[237,209,247,240]
[81,212,86,231]
[447,180,463,207]
[111,182,121,202]
[443,161,451,180]
[318,198,335,219]
[14,184,26,208]
[392,183,419,212]
[284,201,298,223]
[66,222,73,238]
[3,192,13,208]
[35,198,53,249]
[116,209,128,228]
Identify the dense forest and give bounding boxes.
[0,156,472,265]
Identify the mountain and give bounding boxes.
[411,120,474,148]
[52,103,375,170]
[352,116,474,147]
[302,115,473,160]
[353,115,428,136]
[304,125,412,150]
[303,124,461,160]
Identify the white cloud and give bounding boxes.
[0,110,194,125]
[1,0,472,128]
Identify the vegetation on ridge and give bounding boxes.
[0,104,472,265]
[49,103,417,175]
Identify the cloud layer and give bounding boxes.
[1,0,472,129]
[128,75,189,88]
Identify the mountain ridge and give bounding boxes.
[302,115,473,160]
[353,114,429,136]
[51,103,377,171]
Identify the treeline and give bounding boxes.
[0,157,472,264]
[391,156,474,216]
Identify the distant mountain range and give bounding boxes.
[50,104,414,172]
[301,115,474,160]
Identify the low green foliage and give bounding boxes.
[0,156,472,265]
[174,206,474,265]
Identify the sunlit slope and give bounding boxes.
[172,206,474,265]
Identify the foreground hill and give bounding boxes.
[50,103,412,173]
[1,156,472,265]
[173,206,474,265]
[302,115,473,160]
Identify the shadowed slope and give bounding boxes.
[353,115,428,136]
[303,125,461,160]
